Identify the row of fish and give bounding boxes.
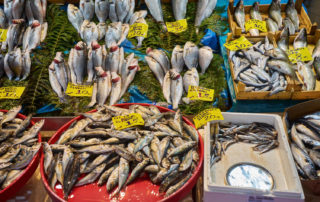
[289,112,320,180]
[145,0,217,33]
[235,0,300,36]
[0,106,44,189]
[146,42,213,109]
[209,121,279,167]
[43,105,199,199]
[49,41,140,105]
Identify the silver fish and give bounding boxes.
[266,18,279,33]
[135,17,147,48]
[108,0,118,22]
[68,41,87,84]
[95,67,111,106]
[13,119,44,145]
[195,0,217,33]
[172,0,188,21]
[126,158,149,185]
[80,0,95,21]
[171,45,185,73]
[110,71,122,105]
[106,165,119,192]
[170,70,183,110]
[111,157,129,196]
[297,61,315,91]
[146,48,170,74]
[283,17,295,35]
[25,0,34,25]
[183,41,199,69]
[146,56,165,86]
[120,58,139,98]
[21,50,31,81]
[80,20,99,45]
[30,0,44,24]
[312,39,320,58]
[234,0,245,33]
[124,0,135,23]
[267,59,296,78]
[129,10,148,25]
[49,65,66,102]
[313,57,320,80]
[163,71,172,104]
[67,4,84,33]
[105,22,122,48]
[95,0,109,23]
[144,0,166,31]
[116,0,130,23]
[76,163,106,186]
[1,170,23,189]
[269,0,282,29]
[118,23,130,46]
[52,52,68,92]
[285,0,299,32]
[108,45,120,73]
[4,49,22,80]
[183,68,199,93]
[199,46,213,74]
[277,28,289,52]
[294,28,307,49]
[4,0,13,26]
[12,0,25,20]
[0,8,6,29]
[97,22,107,40]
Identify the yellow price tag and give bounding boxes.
[112,113,145,130]
[65,83,93,97]
[224,36,253,51]
[245,19,267,32]
[166,19,188,33]
[287,47,313,64]
[0,29,8,42]
[193,108,224,129]
[187,86,214,101]
[0,87,25,99]
[128,23,148,38]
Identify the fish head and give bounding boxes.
[91,41,101,50]
[111,72,121,83]
[75,41,85,50]
[54,52,64,64]
[12,19,24,24]
[95,66,108,77]
[146,47,153,55]
[34,119,45,130]
[236,0,244,9]
[296,28,307,41]
[110,45,119,53]
[169,70,181,80]
[253,2,259,10]
[128,59,139,71]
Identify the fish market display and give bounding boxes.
[146,42,213,109]
[209,122,279,166]
[233,0,301,36]
[195,0,217,33]
[288,112,320,180]
[144,0,166,31]
[0,0,47,81]
[229,36,293,96]
[42,105,200,199]
[0,106,44,190]
[49,42,140,105]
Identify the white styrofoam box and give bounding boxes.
[203,113,304,202]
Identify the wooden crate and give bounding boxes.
[227,0,317,38]
[227,33,295,100]
[274,29,320,100]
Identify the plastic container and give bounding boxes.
[40,103,204,202]
[203,113,304,202]
[0,110,42,201]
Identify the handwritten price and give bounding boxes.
[245,19,267,32]
[287,47,312,64]
[224,36,253,51]
[187,86,214,101]
[193,108,224,129]
[0,87,25,99]
[128,23,148,38]
[166,19,188,33]
[65,83,93,97]
[112,113,145,130]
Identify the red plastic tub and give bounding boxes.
[40,103,204,202]
[0,110,42,201]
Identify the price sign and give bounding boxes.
[224,36,253,51]
[0,87,25,99]
[0,29,8,42]
[245,19,267,32]
[187,86,214,101]
[112,113,145,130]
[128,23,148,38]
[65,83,93,97]
[287,47,312,64]
[166,19,188,33]
[193,108,224,129]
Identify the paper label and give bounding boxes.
[128,23,148,38]
[193,108,224,129]
[65,83,93,97]
[245,19,267,32]
[187,86,214,101]
[0,29,8,42]
[112,113,145,130]
[224,36,253,51]
[0,87,25,99]
[166,19,188,33]
[287,47,313,64]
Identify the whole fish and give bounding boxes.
[108,45,120,73]
[80,0,95,21]
[172,0,188,21]
[4,49,22,80]
[249,2,262,36]
[294,28,307,49]
[283,17,295,35]
[163,71,172,104]
[171,45,185,73]
[0,8,6,29]
[267,59,296,78]
[21,50,31,81]
[170,70,183,110]
[2,170,23,189]
[285,0,299,32]
[76,163,106,186]
[63,156,80,199]
[23,20,42,51]
[144,0,167,31]
[10,144,41,169]
[269,0,282,29]
[266,18,279,33]
[277,28,289,52]
[25,0,34,25]
[80,20,99,45]
[105,22,122,48]
[49,65,66,102]
[95,67,111,106]
[297,61,315,91]
[106,165,119,192]
[4,0,13,26]
[183,42,199,70]
[313,57,320,80]
[124,0,135,23]
[312,39,320,58]
[0,106,21,125]
[116,0,130,23]
[67,4,84,33]
[4,19,24,52]
[95,0,109,23]
[52,52,68,92]
[13,119,45,145]
[109,0,118,22]
[129,10,148,25]
[68,41,87,84]
[30,0,45,24]
[199,46,213,74]
[87,47,95,83]
[146,48,170,74]
[120,59,139,98]
[135,17,147,48]
[97,22,107,40]
[109,72,122,105]
[166,172,192,196]
[12,0,25,20]
[146,56,165,86]
[118,24,130,46]
[111,158,129,196]
[234,0,245,33]
[183,68,199,92]
[126,158,149,185]
[195,0,217,33]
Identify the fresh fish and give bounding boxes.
[111,157,129,196]
[30,0,45,24]
[170,70,183,110]
[13,119,44,145]
[199,46,213,74]
[118,23,130,46]
[297,61,315,91]
[269,0,282,29]
[10,144,41,169]
[76,163,106,186]
[52,52,68,92]
[67,4,84,33]
[98,164,118,186]
[97,22,107,40]
[43,142,54,175]
[172,0,188,21]
[267,59,296,78]
[159,136,170,161]
[0,145,21,163]
[109,0,118,22]
[285,0,300,32]
[165,172,192,196]
[179,150,193,171]
[80,0,95,21]
[309,150,320,167]
[144,0,167,31]
[4,0,13,26]
[4,19,24,52]
[162,71,172,104]
[295,123,320,141]
[183,42,199,69]
[266,18,279,33]
[312,39,320,58]
[80,20,99,45]
[171,45,185,73]
[146,48,170,73]
[116,0,130,23]
[105,22,122,48]
[135,17,147,48]
[129,10,148,25]
[294,28,307,49]
[234,0,245,33]
[84,154,110,173]
[313,57,320,80]
[21,50,31,81]
[109,72,122,105]
[195,0,217,33]
[126,158,149,185]
[63,156,80,199]
[168,141,196,157]
[49,65,66,102]
[106,165,119,192]
[68,41,87,84]
[124,0,135,23]
[12,0,25,20]
[0,105,22,127]
[1,170,23,189]
[120,58,139,98]
[277,28,289,52]
[0,8,6,28]
[95,0,109,23]
[57,118,92,144]
[283,17,295,35]
[146,56,165,86]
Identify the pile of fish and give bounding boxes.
[209,122,279,167]
[145,0,217,33]
[0,0,48,81]
[0,106,44,189]
[43,105,200,199]
[234,0,300,36]
[49,41,140,105]
[146,42,213,109]
[229,36,292,95]
[289,112,320,180]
